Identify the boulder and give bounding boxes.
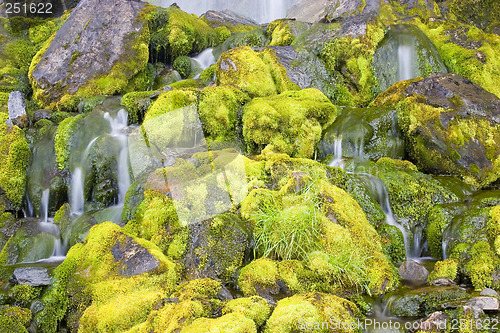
[7,91,28,128]
[469,296,500,311]
[111,236,160,277]
[399,260,429,286]
[29,0,149,109]
[480,288,499,297]
[11,267,51,286]
[203,10,259,27]
[395,73,500,187]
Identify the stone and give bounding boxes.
[399,260,429,286]
[203,10,258,27]
[480,288,499,297]
[32,110,53,124]
[469,296,500,311]
[415,311,449,332]
[11,267,51,286]
[8,91,28,128]
[29,0,149,108]
[111,236,160,277]
[429,277,456,287]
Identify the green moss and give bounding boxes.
[222,296,272,327]
[182,312,257,333]
[264,293,361,333]
[242,89,337,158]
[449,0,500,34]
[121,90,159,125]
[267,20,295,46]
[144,89,198,121]
[37,222,178,333]
[5,39,36,73]
[0,306,31,333]
[198,86,250,142]
[28,21,57,45]
[464,241,499,290]
[10,285,42,307]
[124,63,156,93]
[0,119,31,207]
[428,259,458,283]
[54,114,84,170]
[199,64,216,83]
[378,224,406,264]
[168,79,206,89]
[147,6,217,59]
[238,258,280,297]
[221,29,268,50]
[173,56,192,79]
[215,26,231,44]
[216,46,299,98]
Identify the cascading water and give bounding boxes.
[70,137,98,214]
[146,0,300,23]
[192,48,217,79]
[329,138,344,168]
[396,34,416,82]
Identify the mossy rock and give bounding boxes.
[0,116,31,207]
[0,305,31,333]
[173,56,192,79]
[264,293,361,333]
[216,46,299,98]
[219,28,268,53]
[29,0,151,110]
[121,90,161,125]
[147,5,217,60]
[242,88,337,158]
[449,0,500,34]
[386,73,500,187]
[384,285,468,317]
[222,296,272,327]
[36,222,178,333]
[266,19,309,47]
[428,259,459,284]
[143,89,198,122]
[182,312,257,333]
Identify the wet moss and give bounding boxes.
[266,19,308,47]
[53,114,84,171]
[378,224,406,264]
[182,312,257,333]
[264,293,361,333]
[222,296,272,327]
[121,91,159,125]
[242,89,337,158]
[173,56,191,79]
[216,46,299,98]
[0,306,31,333]
[0,116,31,207]
[144,89,198,121]
[428,259,458,283]
[10,284,42,307]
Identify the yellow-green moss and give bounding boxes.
[0,306,31,333]
[198,86,250,142]
[264,293,361,333]
[54,114,84,170]
[428,259,458,283]
[182,312,257,333]
[242,89,337,158]
[238,258,280,296]
[216,46,299,98]
[10,285,41,306]
[144,89,198,122]
[0,117,31,207]
[267,20,295,46]
[222,296,272,327]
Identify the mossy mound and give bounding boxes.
[222,296,272,327]
[264,293,361,333]
[0,115,31,207]
[147,5,218,60]
[216,46,299,98]
[266,19,309,47]
[428,259,458,283]
[0,305,31,333]
[242,88,337,158]
[449,0,500,34]
[36,222,178,333]
[143,89,198,122]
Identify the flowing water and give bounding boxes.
[146,0,300,23]
[192,48,217,79]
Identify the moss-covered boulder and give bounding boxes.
[448,0,500,34]
[0,305,31,333]
[266,19,309,47]
[242,89,337,158]
[36,222,178,333]
[387,73,500,187]
[0,114,31,208]
[29,0,150,110]
[264,293,361,333]
[216,46,299,98]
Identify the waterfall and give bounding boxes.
[146,0,300,23]
[192,48,217,79]
[41,188,50,223]
[70,167,85,214]
[397,34,416,82]
[328,138,344,168]
[363,174,410,260]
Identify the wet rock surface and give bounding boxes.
[11,267,51,286]
[29,0,148,107]
[111,236,160,277]
[7,91,28,128]
[203,10,259,26]
[399,260,429,286]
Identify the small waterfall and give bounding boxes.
[328,138,344,168]
[193,48,216,73]
[397,34,416,82]
[364,174,410,260]
[104,109,131,204]
[70,167,85,214]
[41,188,50,223]
[412,225,423,258]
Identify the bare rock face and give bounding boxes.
[8,91,28,128]
[203,10,259,27]
[29,0,149,108]
[111,236,160,277]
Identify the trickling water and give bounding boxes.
[412,225,423,258]
[363,174,410,260]
[146,0,300,23]
[41,189,50,223]
[329,138,344,168]
[397,34,416,82]
[194,48,216,71]
[70,167,85,214]
[104,109,131,204]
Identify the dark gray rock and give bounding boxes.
[29,0,148,107]
[11,267,51,286]
[8,91,28,128]
[399,260,429,286]
[203,10,259,27]
[32,110,53,123]
[184,213,250,283]
[480,288,499,297]
[111,236,160,277]
[469,296,500,311]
